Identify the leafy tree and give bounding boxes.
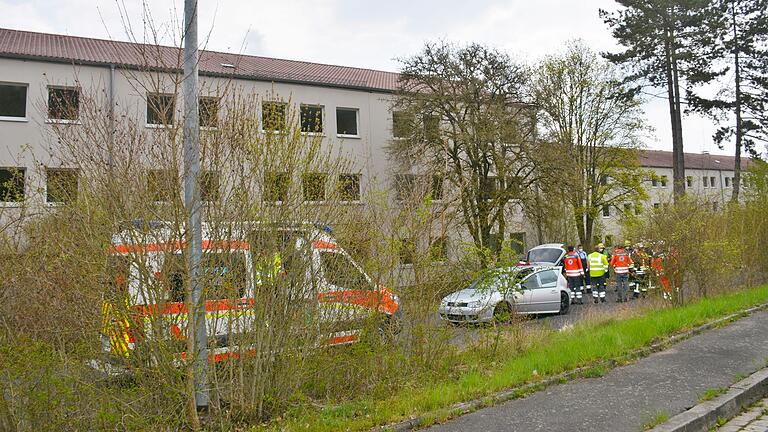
[390,42,539,266]
[601,0,711,199]
[532,41,649,249]
[687,0,768,202]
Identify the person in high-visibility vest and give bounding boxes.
[254,251,282,287]
[577,244,590,292]
[588,244,609,304]
[564,246,585,304]
[610,243,634,303]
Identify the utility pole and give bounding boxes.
[182,0,208,414]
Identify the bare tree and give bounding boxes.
[533,41,649,248]
[390,42,539,266]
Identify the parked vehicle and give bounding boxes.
[100,221,400,363]
[526,243,567,266]
[438,265,571,324]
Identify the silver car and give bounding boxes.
[438,265,571,324]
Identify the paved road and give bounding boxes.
[426,309,768,432]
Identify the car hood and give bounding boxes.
[442,287,498,304]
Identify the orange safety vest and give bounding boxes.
[610,248,634,275]
[564,253,584,277]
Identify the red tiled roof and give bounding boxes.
[0,28,400,92]
[640,150,750,171]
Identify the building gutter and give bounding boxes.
[108,63,116,168]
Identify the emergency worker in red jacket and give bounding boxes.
[564,246,585,304]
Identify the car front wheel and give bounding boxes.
[559,292,570,315]
[493,301,513,324]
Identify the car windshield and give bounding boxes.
[469,267,532,292]
[527,248,562,264]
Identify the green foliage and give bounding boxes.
[698,387,728,403]
[642,410,670,430]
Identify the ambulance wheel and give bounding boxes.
[559,292,570,315]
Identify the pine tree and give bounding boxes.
[601,0,711,200]
[687,0,768,202]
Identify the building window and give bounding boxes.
[264,172,289,203]
[510,232,526,255]
[686,176,692,188]
[703,176,709,188]
[147,169,177,202]
[710,176,717,188]
[398,237,416,265]
[147,93,175,126]
[47,87,80,121]
[0,83,27,119]
[46,168,78,203]
[262,101,287,132]
[300,104,323,134]
[200,170,220,202]
[623,203,632,215]
[338,174,361,202]
[660,175,668,188]
[0,167,25,202]
[302,172,327,202]
[480,176,498,201]
[392,111,410,139]
[423,113,440,142]
[431,175,444,201]
[651,178,658,188]
[653,203,660,209]
[602,205,610,218]
[429,236,449,262]
[336,107,359,137]
[712,201,719,211]
[600,175,608,186]
[199,96,219,128]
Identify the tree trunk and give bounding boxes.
[731,3,743,203]
[664,26,686,199]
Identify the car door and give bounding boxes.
[533,270,561,313]
[513,272,539,313]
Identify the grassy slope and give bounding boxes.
[260,285,768,431]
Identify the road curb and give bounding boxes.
[649,364,768,432]
[374,302,768,432]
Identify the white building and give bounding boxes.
[0,28,745,260]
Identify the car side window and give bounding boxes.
[521,273,540,290]
[537,270,559,288]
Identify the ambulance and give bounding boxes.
[100,220,401,364]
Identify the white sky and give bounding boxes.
[0,0,740,156]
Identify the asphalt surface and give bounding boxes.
[427,309,768,432]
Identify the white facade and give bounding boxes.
[0,32,744,260]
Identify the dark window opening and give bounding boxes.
[336,108,358,136]
[46,168,78,203]
[262,101,287,132]
[201,171,220,202]
[0,167,25,202]
[147,93,175,125]
[147,169,177,202]
[300,105,323,133]
[199,96,219,128]
[48,87,80,121]
[0,84,27,118]
[302,172,327,201]
[338,174,361,202]
[264,172,289,203]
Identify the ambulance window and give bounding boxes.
[200,252,247,299]
[162,253,187,302]
[320,252,369,290]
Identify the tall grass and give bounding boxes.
[264,284,768,431]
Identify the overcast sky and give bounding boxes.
[1,0,741,156]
